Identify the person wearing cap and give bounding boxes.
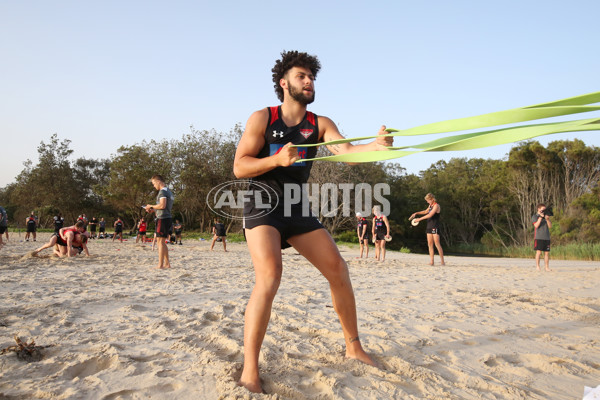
[356,212,370,258]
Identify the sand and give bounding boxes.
[1,232,599,399]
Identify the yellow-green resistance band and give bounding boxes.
[289,91,600,163]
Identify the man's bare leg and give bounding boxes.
[433,235,445,265]
[156,239,171,268]
[239,226,283,393]
[544,251,551,271]
[222,238,227,252]
[33,236,58,255]
[288,229,376,366]
[380,242,386,262]
[427,234,435,265]
[535,250,542,271]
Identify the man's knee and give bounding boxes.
[325,257,349,283]
[255,271,282,298]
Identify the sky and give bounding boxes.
[1,1,599,188]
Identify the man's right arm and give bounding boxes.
[233,109,299,178]
[65,233,74,257]
[532,214,543,228]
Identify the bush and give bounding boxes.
[334,230,359,244]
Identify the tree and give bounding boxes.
[172,126,240,231]
[10,134,81,225]
[103,142,171,228]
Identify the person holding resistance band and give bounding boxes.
[233,50,393,394]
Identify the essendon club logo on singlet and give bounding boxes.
[299,129,313,139]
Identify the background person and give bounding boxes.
[113,217,124,242]
[174,220,183,245]
[356,212,370,258]
[410,193,445,266]
[53,213,64,234]
[144,174,174,269]
[532,203,552,272]
[33,221,86,257]
[99,217,106,238]
[371,205,390,261]
[25,212,37,241]
[0,206,8,248]
[210,218,227,251]
[136,217,147,243]
[89,216,98,239]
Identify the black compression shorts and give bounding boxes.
[243,205,323,249]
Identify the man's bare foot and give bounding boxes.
[345,349,378,368]
[545,267,552,272]
[536,266,541,271]
[441,262,446,266]
[428,262,434,266]
[238,377,263,394]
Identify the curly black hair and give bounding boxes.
[272,50,321,102]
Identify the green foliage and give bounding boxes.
[449,242,600,261]
[334,230,360,244]
[1,131,598,257]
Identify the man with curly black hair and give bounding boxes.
[233,50,393,394]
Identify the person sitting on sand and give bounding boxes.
[33,221,87,257]
[173,220,183,245]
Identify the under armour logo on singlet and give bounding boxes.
[273,130,284,138]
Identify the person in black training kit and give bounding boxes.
[25,212,38,241]
[532,203,552,272]
[113,217,124,242]
[233,50,392,393]
[54,213,64,234]
[210,218,227,251]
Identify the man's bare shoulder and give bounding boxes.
[242,108,271,138]
[248,108,270,123]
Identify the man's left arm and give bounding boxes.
[319,117,392,158]
[383,215,390,236]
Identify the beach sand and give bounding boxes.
[1,232,599,399]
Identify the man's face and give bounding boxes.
[151,179,161,190]
[283,66,315,105]
[539,206,546,214]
